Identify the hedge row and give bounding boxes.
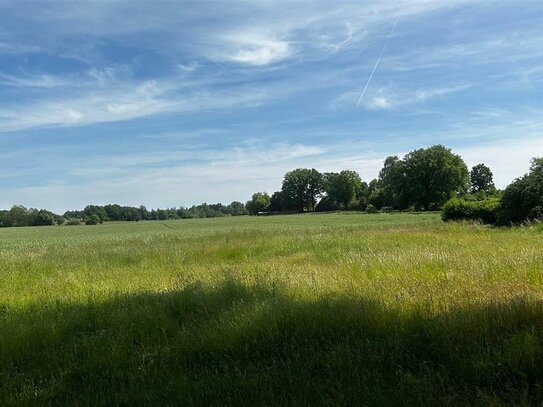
[441,198,500,224]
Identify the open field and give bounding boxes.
[1,213,543,405]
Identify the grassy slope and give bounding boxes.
[1,213,543,406]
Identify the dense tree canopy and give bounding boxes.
[0,206,62,227]
[281,168,323,212]
[268,191,284,212]
[246,193,270,215]
[402,145,469,210]
[375,156,407,209]
[470,163,496,194]
[323,170,363,210]
[498,157,543,224]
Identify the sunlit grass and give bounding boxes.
[1,213,543,405]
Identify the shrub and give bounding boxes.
[66,218,81,226]
[442,198,500,224]
[366,204,378,214]
[497,158,543,225]
[85,214,101,225]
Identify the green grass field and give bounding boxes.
[1,213,543,406]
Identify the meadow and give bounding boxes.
[1,212,543,406]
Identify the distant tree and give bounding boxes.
[84,205,108,223]
[85,214,101,225]
[377,156,408,209]
[323,170,362,209]
[246,192,270,215]
[470,163,496,194]
[315,196,336,212]
[366,203,378,213]
[402,145,469,210]
[7,205,29,227]
[139,205,150,220]
[227,201,248,216]
[0,210,8,227]
[32,209,55,226]
[367,178,385,209]
[281,168,323,212]
[355,181,370,210]
[268,191,284,212]
[104,204,122,221]
[63,210,84,220]
[498,157,543,224]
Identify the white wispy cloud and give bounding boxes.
[178,62,200,72]
[330,84,471,111]
[0,75,275,132]
[228,39,292,65]
[365,84,471,110]
[385,30,543,73]
[0,72,66,88]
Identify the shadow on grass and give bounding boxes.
[2,279,543,406]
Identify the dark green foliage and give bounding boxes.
[63,209,84,219]
[31,209,55,226]
[498,158,543,225]
[365,203,378,213]
[470,163,496,194]
[376,156,408,209]
[268,191,284,212]
[85,214,102,225]
[367,178,384,208]
[0,206,60,227]
[281,168,323,212]
[322,170,362,210]
[84,205,109,223]
[442,197,500,224]
[402,145,469,210]
[227,201,249,216]
[5,205,29,226]
[102,204,142,221]
[315,196,336,212]
[371,146,469,211]
[246,192,271,215]
[59,202,250,224]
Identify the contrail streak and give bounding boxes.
[356,15,399,108]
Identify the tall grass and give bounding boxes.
[1,213,543,405]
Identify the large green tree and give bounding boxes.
[227,201,248,216]
[498,157,543,224]
[268,191,284,212]
[6,205,29,227]
[403,145,469,210]
[470,163,496,194]
[246,192,270,215]
[281,168,323,212]
[323,170,363,209]
[377,156,408,209]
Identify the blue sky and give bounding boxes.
[0,0,542,212]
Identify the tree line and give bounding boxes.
[1,144,541,228]
[247,145,494,214]
[246,144,541,225]
[0,202,248,227]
